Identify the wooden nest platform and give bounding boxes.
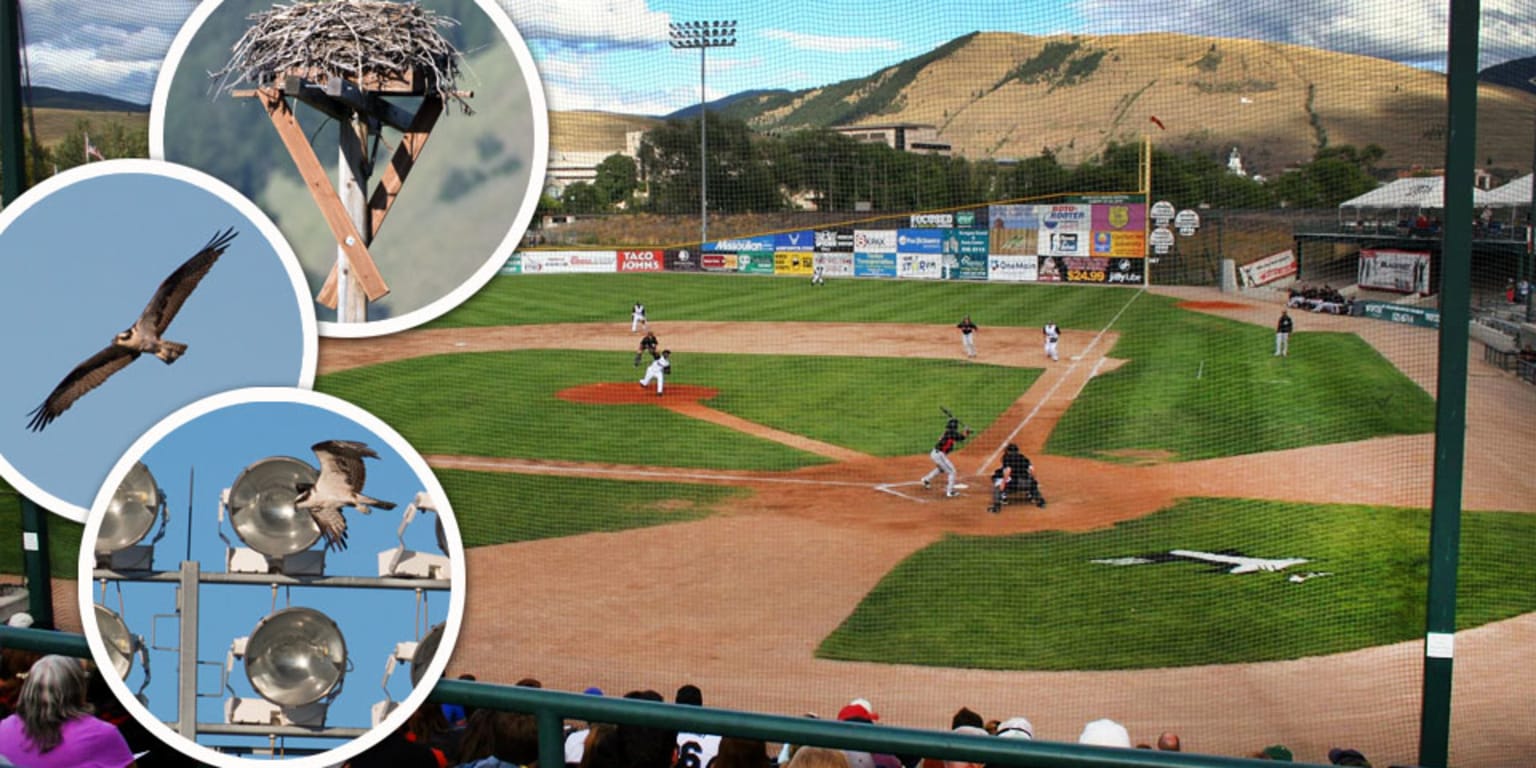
[213,0,472,112]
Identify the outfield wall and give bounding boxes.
[509,201,1150,286]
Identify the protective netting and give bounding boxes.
[5,0,1536,765]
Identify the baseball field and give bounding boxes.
[265,274,1536,763]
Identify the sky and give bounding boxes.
[0,161,315,520]
[80,390,463,767]
[16,0,1536,114]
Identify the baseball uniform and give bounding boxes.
[958,316,978,358]
[631,302,648,332]
[640,351,671,395]
[921,419,970,497]
[1275,311,1293,356]
[635,330,659,366]
[1043,322,1060,361]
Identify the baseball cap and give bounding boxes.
[837,698,879,722]
[1078,719,1131,747]
[1261,745,1294,761]
[995,717,1033,740]
[5,612,33,628]
[582,686,604,696]
[1328,748,1371,767]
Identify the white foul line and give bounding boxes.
[431,455,874,488]
[974,288,1146,474]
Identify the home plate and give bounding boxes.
[954,483,969,490]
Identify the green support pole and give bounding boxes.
[0,0,25,204]
[1419,0,1478,765]
[19,497,54,629]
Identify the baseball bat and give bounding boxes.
[939,406,971,432]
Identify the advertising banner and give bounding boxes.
[910,212,954,228]
[617,250,664,272]
[1038,203,1092,232]
[988,254,1038,282]
[1358,249,1431,294]
[1238,249,1298,287]
[705,235,775,253]
[817,252,856,277]
[896,228,944,254]
[520,251,617,274]
[897,252,943,279]
[1091,202,1146,232]
[1039,229,1090,257]
[987,204,1039,229]
[775,230,816,252]
[737,251,776,274]
[775,251,816,275]
[854,229,898,253]
[1357,301,1441,329]
[664,248,702,271]
[945,229,990,280]
[701,253,739,272]
[1091,230,1147,257]
[1036,255,1066,282]
[951,251,990,280]
[855,251,898,277]
[990,227,1038,255]
[815,229,855,252]
[1059,256,1144,284]
[500,253,522,274]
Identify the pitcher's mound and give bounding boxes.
[557,382,720,405]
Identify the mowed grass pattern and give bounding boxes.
[818,499,1536,670]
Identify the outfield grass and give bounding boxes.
[435,469,750,546]
[818,498,1536,670]
[0,487,83,579]
[317,350,1030,465]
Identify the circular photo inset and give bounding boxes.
[151,0,549,337]
[0,160,316,521]
[79,387,465,767]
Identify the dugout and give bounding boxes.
[1291,227,1528,305]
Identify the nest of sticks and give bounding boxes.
[213,0,472,113]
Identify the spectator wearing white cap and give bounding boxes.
[1078,719,1131,748]
[994,718,1033,741]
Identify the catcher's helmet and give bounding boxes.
[947,418,959,430]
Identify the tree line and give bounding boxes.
[0,118,149,192]
[543,113,1385,217]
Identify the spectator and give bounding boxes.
[86,661,197,767]
[443,674,482,729]
[713,737,771,768]
[1328,747,1372,767]
[452,708,540,768]
[584,690,675,768]
[565,687,606,768]
[835,699,897,768]
[993,717,1032,741]
[0,655,136,768]
[1252,745,1293,761]
[347,726,444,768]
[674,685,721,768]
[1156,731,1181,751]
[949,708,984,732]
[405,700,461,766]
[1077,719,1131,748]
[786,748,849,768]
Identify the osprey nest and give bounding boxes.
[213,0,472,113]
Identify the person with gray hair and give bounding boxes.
[0,655,136,767]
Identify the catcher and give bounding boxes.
[988,443,1046,513]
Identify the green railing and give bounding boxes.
[0,625,1327,768]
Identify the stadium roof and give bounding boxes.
[1338,176,1492,209]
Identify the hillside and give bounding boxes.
[553,31,1536,177]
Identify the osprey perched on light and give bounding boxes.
[26,228,237,432]
[295,439,397,552]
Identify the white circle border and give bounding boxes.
[0,159,318,523]
[77,386,467,768]
[149,0,550,339]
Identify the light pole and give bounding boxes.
[669,19,736,249]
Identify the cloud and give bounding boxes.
[16,0,194,102]
[497,0,670,48]
[760,29,905,55]
[1072,0,1535,69]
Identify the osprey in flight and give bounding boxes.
[26,228,237,431]
[295,439,397,552]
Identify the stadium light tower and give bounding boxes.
[669,19,737,249]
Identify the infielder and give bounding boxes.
[1275,310,1292,357]
[631,301,648,333]
[640,349,671,396]
[921,418,971,497]
[1043,322,1061,361]
[957,315,978,358]
[811,263,826,286]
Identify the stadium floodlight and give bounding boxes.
[667,19,738,248]
[243,607,348,709]
[379,492,449,578]
[369,620,447,726]
[409,622,445,688]
[93,601,151,702]
[223,455,325,574]
[97,462,166,570]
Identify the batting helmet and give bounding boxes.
[947,418,959,430]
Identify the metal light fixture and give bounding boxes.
[97,462,165,569]
[243,607,348,709]
[408,622,445,688]
[668,18,738,248]
[227,456,321,558]
[95,604,139,679]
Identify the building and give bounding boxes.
[828,123,952,155]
